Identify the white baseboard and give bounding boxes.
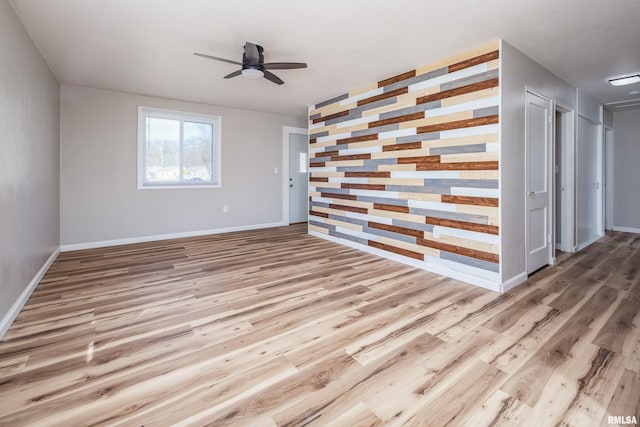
[0,248,60,339]
[308,231,501,292]
[613,226,640,234]
[60,221,287,252]
[576,233,604,252]
[500,272,527,293]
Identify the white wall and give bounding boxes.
[612,109,640,232]
[0,1,60,332]
[60,85,306,246]
[499,40,576,286]
[577,90,602,125]
[603,108,613,128]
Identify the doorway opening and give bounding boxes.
[282,126,309,225]
[554,105,575,256]
[576,115,604,250]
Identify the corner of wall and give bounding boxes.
[308,42,502,290]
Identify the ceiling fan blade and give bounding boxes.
[263,70,284,85]
[243,42,262,65]
[223,70,243,79]
[194,52,242,66]
[263,62,308,70]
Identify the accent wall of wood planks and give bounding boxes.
[308,42,501,288]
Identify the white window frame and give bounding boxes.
[137,106,222,189]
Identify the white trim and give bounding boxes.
[554,103,575,253]
[498,39,504,284]
[500,272,527,293]
[308,231,501,292]
[60,222,286,252]
[282,126,308,225]
[613,226,640,234]
[604,127,614,230]
[575,232,604,252]
[0,248,60,339]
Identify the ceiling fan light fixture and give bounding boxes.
[241,68,264,79]
[608,74,640,86]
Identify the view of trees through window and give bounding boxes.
[145,117,213,183]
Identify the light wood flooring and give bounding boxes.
[0,224,639,426]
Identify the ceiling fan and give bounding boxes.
[194,42,307,85]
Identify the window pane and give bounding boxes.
[183,121,213,183]
[146,117,180,182]
[299,152,307,173]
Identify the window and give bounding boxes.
[137,106,221,189]
[299,152,307,173]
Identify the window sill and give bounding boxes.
[137,184,221,190]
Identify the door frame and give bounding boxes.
[604,126,614,230]
[282,126,309,225]
[575,114,604,251]
[524,87,554,273]
[554,102,576,253]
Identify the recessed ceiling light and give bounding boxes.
[609,74,640,86]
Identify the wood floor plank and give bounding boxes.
[0,225,638,425]
[600,369,640,426]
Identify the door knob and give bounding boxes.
[528,191,535,196]
[289,184,293,188]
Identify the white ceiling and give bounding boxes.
[10,0,640,118]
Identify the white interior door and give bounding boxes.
[288,133,308,224]
[526,91,553,274]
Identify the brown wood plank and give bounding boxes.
[448,50,500,73]
[600,369,640,426]
[373,203,410,213]
[441,195,499,207]
[592,298,638,353]
[368,221,424,238]
[312,150,339,158]
[368,112,424,128]
[330,153,372,161]
[416,161,499,171]
[417,237,499,263]
[309,162,326,168]
[357,87,409,107]
[310,177,328,182]
[344,171,391,178]
[416,78,499,105]
[382,142,423,152]
[341,183,386,191]
[397,155,441,164]
[417,115,499,134]
[426,217,499,235]
[309,210,329,218]
[309,138,317,144]
[336,134,379,145]
[312,109,349,124]
[378,70,417,88]
[368,240,424,261]
[320,192,357,201]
